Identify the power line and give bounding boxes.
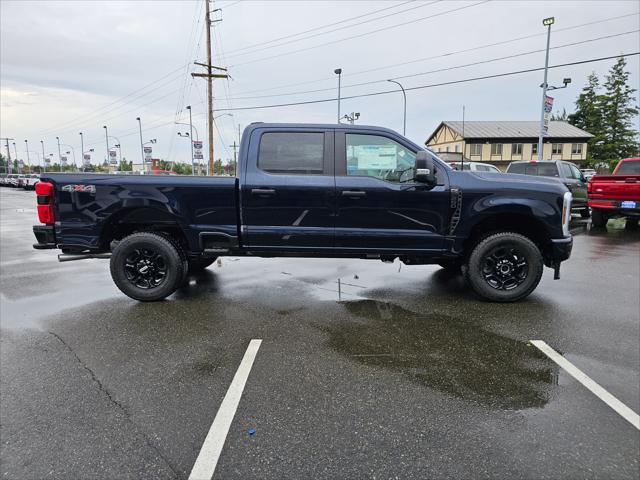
[227,30,640,101]
[231,11,639,97]
[223,1,439,59]
[210,52,639,112]
[228,1,491,68]
[224,0,417,55]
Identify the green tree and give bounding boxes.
[600,56,639,160]
[568,72,606,162]
[120,157,133,171]
[550,108,568,121]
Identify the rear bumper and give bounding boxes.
[549,237,573,264]
[33,224,57,249]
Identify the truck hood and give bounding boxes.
[459,171,568,193]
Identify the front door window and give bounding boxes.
[346,134,416,183]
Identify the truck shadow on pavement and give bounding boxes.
[322,299,559,410]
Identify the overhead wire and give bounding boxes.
[228,0,491,68]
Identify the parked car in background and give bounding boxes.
[580,168,597,181]
[588,158,640,228]
[448,161,502,173]
[7,174,20,187]
[506,160,589,218]
[16,175,26,188]
[0,174,7,186]
[23,174,40,190]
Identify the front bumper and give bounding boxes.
[33,224,57,249]
[549,237,573,264]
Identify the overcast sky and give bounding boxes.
[1,0,638,167]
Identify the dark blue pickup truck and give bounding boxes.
[33,123,573,302]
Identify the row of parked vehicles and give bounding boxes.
[1,173,41,190]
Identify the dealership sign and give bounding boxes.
[193,140,203,160]
[144,146,152,163]
[543,95,554,134]
[60,156,67,166]
[109,150,117,164]
[83,154,91,166]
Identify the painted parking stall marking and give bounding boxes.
[189,339,262,480]
[531,340,640,430]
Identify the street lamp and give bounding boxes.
[334,68,342,123]
[102,125,110,167]
[187,105,195,175]
[24,140,30,170]
[136,117,145,171]
[342,112,360,125]
[55,136,62,167]
[40,140,46,171]
[387,79,407,136]
[537,16,554,162]
[79,132,84,171]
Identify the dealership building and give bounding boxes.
[425,121,593,170]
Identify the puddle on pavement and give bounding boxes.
[324,299,558,410]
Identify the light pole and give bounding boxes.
[79,132,84,171]
[55,136,62,167]
[12,142,18,172]
[102,125,109,167]
[40,140,46,171]
[334,68,342,123]
[136,117,145,172]
[187,105,194,175]
[387,79,407,136]
[24,140,30,171]
[537,17,555,162]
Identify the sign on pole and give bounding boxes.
[83,154,91,167]
[543,95,554,134]
[193,140,203,160]
[109,150,117,164]
[18,160,24,170]
[144,146,152,163]
[60,156,67,166]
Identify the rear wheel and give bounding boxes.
[188,257,216,273]
[110,232,186,301]
[465,232,543,302]
[591,208,607,228]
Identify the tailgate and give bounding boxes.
[589,175,640,200]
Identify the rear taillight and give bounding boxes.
[36,181,55,224]
[587,181,592,194]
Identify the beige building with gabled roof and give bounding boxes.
[425,121,594,170]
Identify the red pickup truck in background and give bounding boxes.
[588,157,640,228]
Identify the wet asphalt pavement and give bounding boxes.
[1,186,639,479]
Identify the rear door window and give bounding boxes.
[258,132,324,174]
[560,163,573,178]
[537,163,560,177]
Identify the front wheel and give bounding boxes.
[465,232,543,303]
[110,232,187,301]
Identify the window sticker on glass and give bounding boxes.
[351,144,398,170]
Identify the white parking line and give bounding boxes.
[531,340,640,430]
[189,339,262,480]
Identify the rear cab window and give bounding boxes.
[258,132,325,174]
[615,160,640,175]
[507,162,559,177]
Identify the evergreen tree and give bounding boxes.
[550,108,568,121]
[600,56,639,160]
[568,72,606,161]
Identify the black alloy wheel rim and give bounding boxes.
[124,247,168,289]
[481,244,529,291]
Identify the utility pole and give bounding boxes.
[191,2,228,176]
[1,137,14,174]
[461,105,465,170]
[55,136,61,171]
[229,141,237,176]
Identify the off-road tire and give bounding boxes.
[465,232,543,303]
[591,208,607,228]
[580,208,591,219]
[110,232,186,301]
[188,257,217,273]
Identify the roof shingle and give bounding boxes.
[431,121,593,141]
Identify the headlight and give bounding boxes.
[562,191,572,237]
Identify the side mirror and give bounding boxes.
[415,151,437,185]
